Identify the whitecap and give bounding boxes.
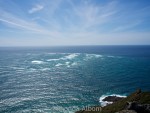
[62,53,79,60]
[55,63,63,67]
[41,68,50,71]
[65,62,70,64]
[71,62,78,66]
[84,54,102,60]
[99,94,126,107]
[47,59,60,61]
[107,56,115,58]
[29,68,37,72]
[11,67,25,70]
[31,60,44,64]
[47,53,79,62]
[107,55,123,58]
[94,54,103,58]
[65,62,71,67]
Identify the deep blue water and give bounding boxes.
[0,46,150,113]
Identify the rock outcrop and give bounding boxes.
[125,101,150,113]
[116,110,137,113]
[75,89,150,113]
[102,96,125,103]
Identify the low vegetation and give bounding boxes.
[75,89,150,113]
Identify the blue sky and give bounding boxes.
[0,0,150,46]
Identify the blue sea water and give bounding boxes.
[0,46,150,113]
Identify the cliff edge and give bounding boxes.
[75,89,150,113]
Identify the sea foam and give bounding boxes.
[31,60,44,64]
[71,62,78,66]
[99,94,126,107]
[55,63,63,67]
[84,54,102,60]
[65,53,78,60]
[47,53,79,62]
[47,59,60,61]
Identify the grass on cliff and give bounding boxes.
[75,90,150,113]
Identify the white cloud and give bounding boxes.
[112,21,142,32]
[0,0,150,46]
[0,18,42,32]
[66,0,118,32]
[0,9,61,37]
[29,4,44,14]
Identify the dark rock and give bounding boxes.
[75,89,150,113]
[102,96,125,103]
[135,89,141,94]
[116,110,137,113]
[126,101,150,113]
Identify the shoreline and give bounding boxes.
[75,89,150,113]
[99,94,127,107]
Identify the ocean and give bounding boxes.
[0,46,150,113]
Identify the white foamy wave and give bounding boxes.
[99,94,126,107]
[65,62,70,67]
[47,53,79,61]
[55,63,63,67]
[41,68,50,71]
[55,62,77,67]
[71,62,78,66]
[47,59,60,61]
[107,55,122,58]
[65,62,70,65]
[84,54,102,60]
[29,68,37,72]
[31,60,44,64]
[63,53,79,60]
[94,54,103,58]
[11,67,25,70]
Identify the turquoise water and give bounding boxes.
[0,46,150,113]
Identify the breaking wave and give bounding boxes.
[31,60,44,64]
[99,94,127,107]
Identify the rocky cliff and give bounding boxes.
[75,89,150,113]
